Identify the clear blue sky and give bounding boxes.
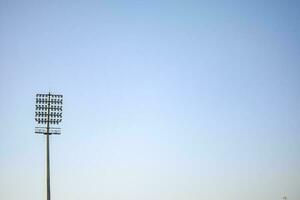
[1,0,300,200]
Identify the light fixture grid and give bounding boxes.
[35,93,63,126]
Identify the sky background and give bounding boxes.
[0,0,300,200]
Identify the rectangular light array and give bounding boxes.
[35,94,63,125]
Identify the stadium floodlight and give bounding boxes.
[35,92,63,200]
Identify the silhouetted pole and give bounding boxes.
[35,92,63,200]
[46,134,51,200]
[46,92,51,200]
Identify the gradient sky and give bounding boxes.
[1,0,300,200]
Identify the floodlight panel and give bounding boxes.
[35,93,63,126]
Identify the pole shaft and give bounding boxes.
[46,134,50,200]
[46,93,51,200]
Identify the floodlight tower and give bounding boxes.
[35,93,63,200]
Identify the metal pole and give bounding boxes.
[46,92,51,200]
[35,92,63,200]
[46,134,51,200]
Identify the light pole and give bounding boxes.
[35,93,63,200]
